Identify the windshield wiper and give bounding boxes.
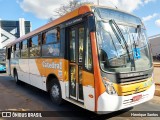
[109,19,136,71]
[107,21,125,50]
[109,19,131,60]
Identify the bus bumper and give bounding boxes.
[97,83,155,114]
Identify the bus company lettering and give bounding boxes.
[42,61,62,70]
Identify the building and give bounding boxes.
[149,34,160,57]
[0,18,31,65]
[0,18,31,49]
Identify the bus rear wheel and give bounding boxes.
[49,79,63,105]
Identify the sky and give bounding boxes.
[0,0,160,37]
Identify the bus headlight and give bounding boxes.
[103,80,117,95]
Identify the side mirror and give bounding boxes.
[88,15,96,32]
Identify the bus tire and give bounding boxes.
[49,79,63,105]
[14,70,21,85]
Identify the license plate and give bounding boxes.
[132,95,142,102]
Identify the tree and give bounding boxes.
[55,0,93,16]
[48,0,93,22]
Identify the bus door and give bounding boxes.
[68,24,85,102]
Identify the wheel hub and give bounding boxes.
[51,85,59,99]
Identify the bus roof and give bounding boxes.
[6,4,92,47]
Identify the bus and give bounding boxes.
[5,4,155,113]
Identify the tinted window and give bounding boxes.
[31,35,38,47]
[42,28,60,44]
[15,43,20,58]
[85,30,92,70]
[78,27,84,62]
[29,35,41,58]
[21,40,28,58]
[22,40,28,49]
[42,43,60,57]
[16,43,20,50]
[11,46,14,58]
[70,30,76,62]
[42,28,60,57]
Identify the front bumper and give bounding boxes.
[97,83,155,114]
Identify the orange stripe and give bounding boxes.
[90,32,106,111]
[35,59,69,81]
[82,71,94,87]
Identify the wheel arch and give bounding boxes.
[46,73,60,92]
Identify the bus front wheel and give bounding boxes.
[49,79,63,105]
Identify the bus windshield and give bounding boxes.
[96,9,152,72]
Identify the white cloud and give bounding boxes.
[18,0,68,19]
[84,0,142,12]
[86,0,155,12]
[18,0,156,20]
[144,0,155,4]
[155,19,160,27]
[142,13,158,22]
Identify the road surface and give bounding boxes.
[0,73,160,120]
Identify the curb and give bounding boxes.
[153,64,160,67]
[153,62,160,67]
[155,83,160,86]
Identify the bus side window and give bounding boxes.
[57,27,60,41]
[15,43,20,58]
[21,40,28,58]
[85,30,93,70]
[42,33,46,44]
[42,27,60,57]
[11,46,14,59]
[29,35,40,58]
[38,34,41,46]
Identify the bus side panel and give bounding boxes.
[35,59,69,93]
[29,59,44,90]
[90,32,106,111]
[82,71,95,111]
[10,58,15,77]
[16,59,22,79]
[18,59,30,84]
[10,58,18,77]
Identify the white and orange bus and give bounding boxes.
[5,5,155,113]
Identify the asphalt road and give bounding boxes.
[0,73,160,120]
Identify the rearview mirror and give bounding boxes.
[136,25,141,33]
